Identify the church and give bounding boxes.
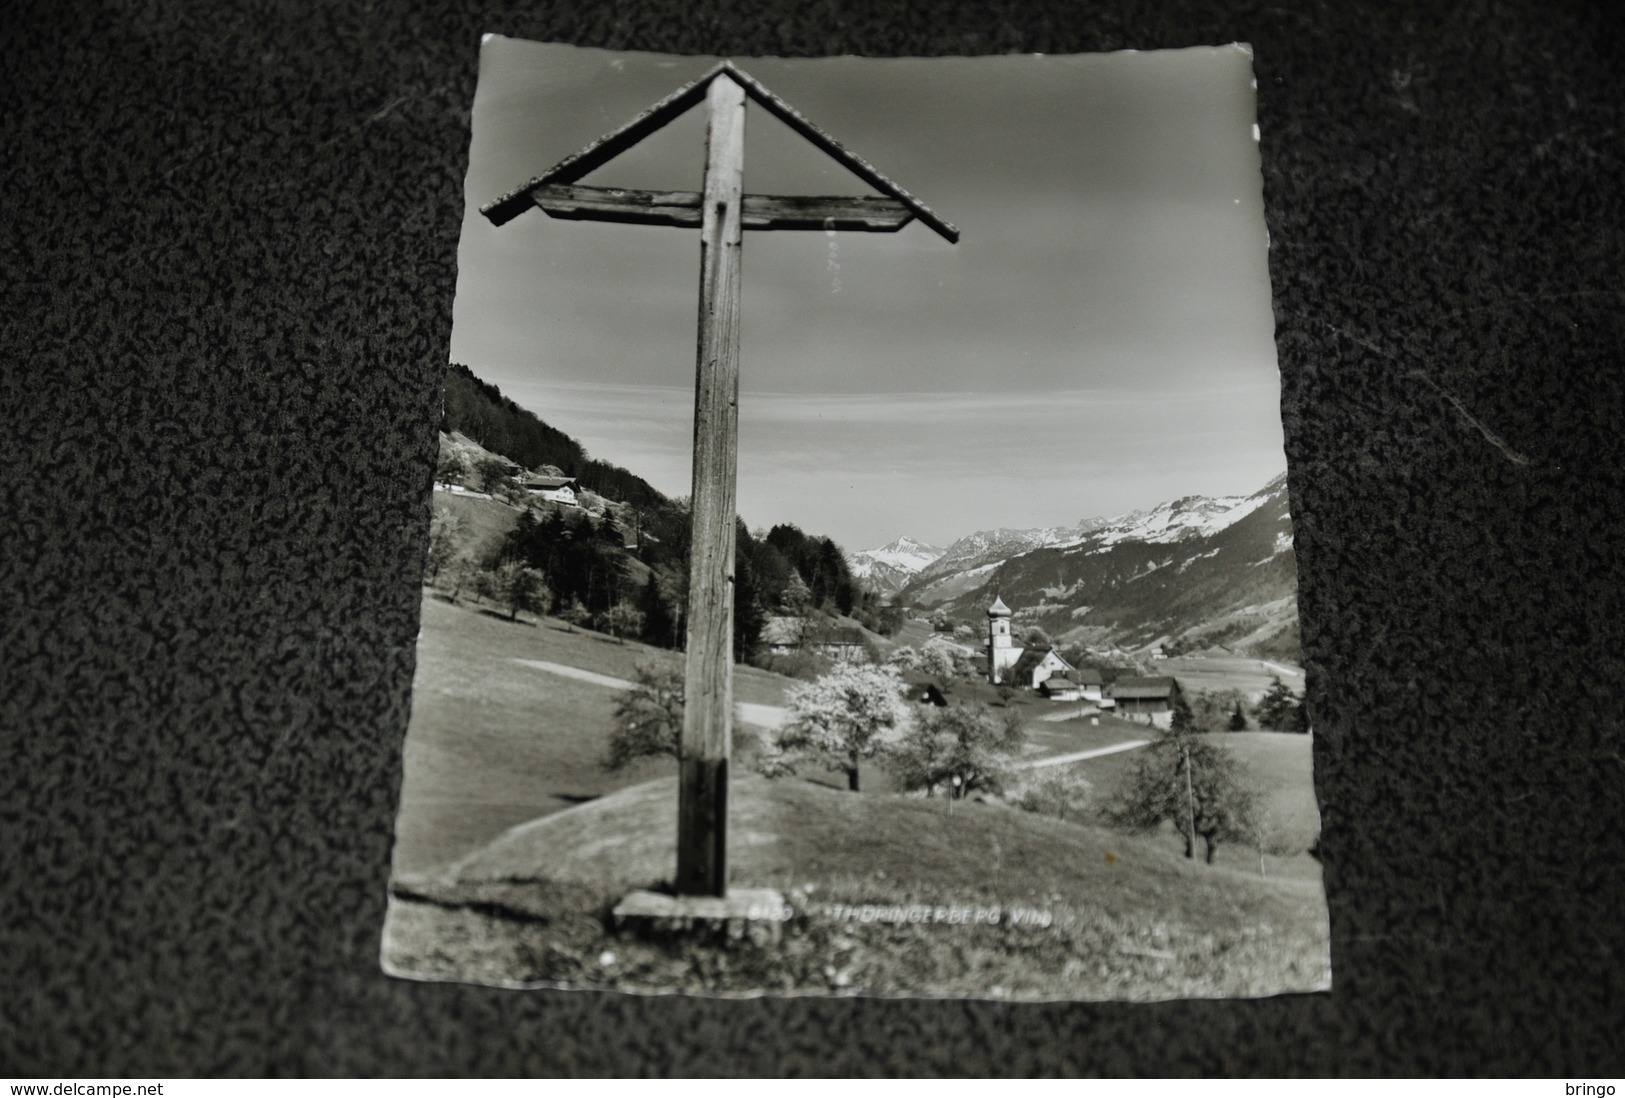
[985,595,1076,689]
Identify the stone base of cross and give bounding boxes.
[611,886,789,944]
[483,62,956,899]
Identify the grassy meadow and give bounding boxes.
[387,773,1328,1000]
[386,590,1328,999]
[1156,654,1306,698]
[393,591,793,874]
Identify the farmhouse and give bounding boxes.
[816,627,869,662]
[762,617,801,655]
[520,472,579,506]
[1111,676,1184,728]
[762,616,871,663]
[1070,667,1105,701]
[1038,675,1081,702]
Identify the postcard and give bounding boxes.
[382,37,1328,1000]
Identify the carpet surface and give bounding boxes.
[4,0,1622,1077]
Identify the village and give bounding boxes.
[430,426,1303,734]
[768,594,1191,726]
[386,423,1325,1001]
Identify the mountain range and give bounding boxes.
[845,536,948,597]
[847,474,1299,660]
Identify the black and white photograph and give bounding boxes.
[382,37,1330,1000]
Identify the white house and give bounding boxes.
[1008,646,1075,690]
[521,472,579,506]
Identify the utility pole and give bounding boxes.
[1181,737,1198,860]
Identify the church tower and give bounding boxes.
[987,595,1020,684]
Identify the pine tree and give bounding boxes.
[639,573,676,649]
[733,551,765,663]
[1255,677,1302,731]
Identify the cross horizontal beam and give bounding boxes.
[481,60,958,243]
[532,184,915,232]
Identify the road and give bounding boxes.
[1014,739,1150,770]
[1259,659,1304,681]
[511,658,788,728]
[1032,706,1110,723]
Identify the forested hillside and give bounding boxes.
[432,364,894,661]
[441,363,668,510]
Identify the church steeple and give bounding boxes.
[987,595,1017,683]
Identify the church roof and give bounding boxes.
[1010,647,1072,679]
[987,596,1012,618]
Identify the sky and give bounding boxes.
[449,39,1285,551]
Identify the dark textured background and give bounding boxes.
[4,0,1622,1077]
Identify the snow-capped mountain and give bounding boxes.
[920,525,1079,579]
[846,536,947,597]
[893,474,1298,658]
[1057,489,1270,549]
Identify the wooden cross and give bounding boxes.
[483,61,957,898]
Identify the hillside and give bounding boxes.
[443,363,669,510]
[393,592,802,875]
[388,771,1330,999]
[428,485,523,559]
[390,580,1327,1000]
[892,475,1299,659]
[435,363,890,655]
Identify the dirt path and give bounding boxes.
[1032,707,1108,723]
[511,658,788,729]
[1015,739,1150,770]
[1259,659,1304,681]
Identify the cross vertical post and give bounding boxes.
[676,74,746,898]
[481,59,957,910]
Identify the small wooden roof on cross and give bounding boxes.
[477,61,956,900]
[481,60,959,243]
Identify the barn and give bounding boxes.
[1039,675,1081,702]
[1110,676,1184,728]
